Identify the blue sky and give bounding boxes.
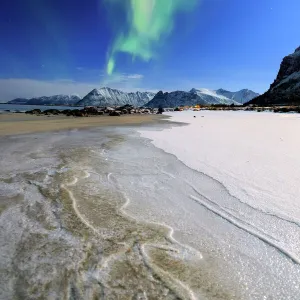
[0,0,299,101]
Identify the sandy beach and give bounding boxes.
[0,113,165,136]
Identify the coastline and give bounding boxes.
[2,111,300,299]
[0,113,168,136]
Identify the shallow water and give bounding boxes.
[1,123,300,299]
[0,103,81,113]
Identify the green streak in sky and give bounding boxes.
[106,0,198,74]
[107,58,115,75]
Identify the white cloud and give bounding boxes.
[125,74,144,79]
[99,73,146,91]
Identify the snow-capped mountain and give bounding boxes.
[77,87,156,107]
[216,89,260,104]
[190,88,242,105]
[144,91,196,108]
[7,95,81,106]
[145,88,258,108]
[7,98,28,105]
[247,46,300,106]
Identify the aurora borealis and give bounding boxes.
[106,0,198,75]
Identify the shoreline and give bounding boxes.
[2,111,299,298]
[0,113,169,136]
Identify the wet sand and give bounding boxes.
[0,113,165,136]
[0,126,207,299]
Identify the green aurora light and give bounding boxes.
[106,0,198,74]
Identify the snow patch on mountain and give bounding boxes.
[190,88,240,105]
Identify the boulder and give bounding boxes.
[43,109,61,115]
[61,109,72,115]
[109,111,121,116]
[25,109,42,115]
[119,104,134,111]
[84,106,98,115]
[65,109,87,117]
[75,110,87,117]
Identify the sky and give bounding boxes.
[0,0,300,101]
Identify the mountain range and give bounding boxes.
[7,87,259,107]
[76,87,155,107]
[145,88,259,108]
[247,46,300,106]
[8,95,81,106]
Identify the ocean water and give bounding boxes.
[0,103,81,112]
[1,115,300,299]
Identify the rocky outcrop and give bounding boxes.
[271,46,300,89]
[247,46,300,106]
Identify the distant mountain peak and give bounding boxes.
[216,88,230,93]
[215,88,259,104]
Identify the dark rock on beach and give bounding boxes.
[25,109,42,115]
[43,109,61,115]
[109,111,121,116]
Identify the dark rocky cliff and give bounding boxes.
[247,47,300,106]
